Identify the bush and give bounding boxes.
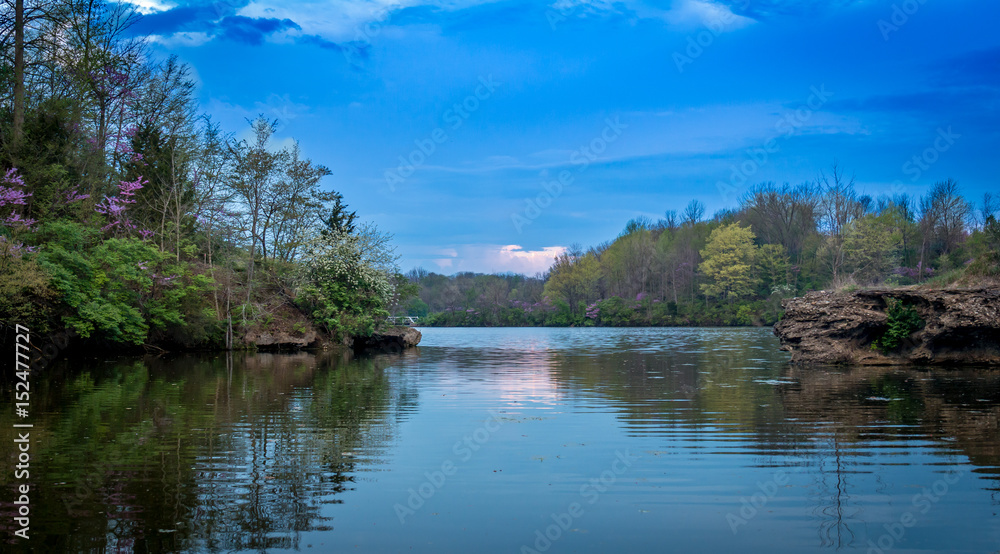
[297,223,398,339]
[35,222,218,346]
[874,298,924,353]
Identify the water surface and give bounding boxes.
[2,327,999,552]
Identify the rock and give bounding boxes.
[774,288,1000,365]
[353,326,422,353]
[245,329,319,350]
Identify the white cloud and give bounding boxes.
[663,0,755,31]
[416,244,566,274]
[124,0,175,15]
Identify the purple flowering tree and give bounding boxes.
[0,168,36,261]
[95,176,151,238]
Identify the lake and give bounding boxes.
[2,327,999,552]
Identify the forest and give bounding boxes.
[411,173,1000,327]
[0,0,408,349]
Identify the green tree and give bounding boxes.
[322,191,357,235]
[844,212,902,285]
[544,250,600,312]
[699,222,759,301]
[756,243,790,294]
[297,222,399,339]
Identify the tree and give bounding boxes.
[662,210,678,232]
[756,243,790,294]
[918,179,971,275]
[227,117,282,301]
[297,222,399,338]
[263,141,332,262]
[699,222,759,301]
[818,162,864,284]
[844,212,901,285]
[544,250,600,311]
[683,199,705,227]
[979,192,998,229]
[2,0,60,147]
[739,181,819,261]
[322,191,356,235]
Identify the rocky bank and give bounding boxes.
[773,288,1000,365]
[351,325,423,353]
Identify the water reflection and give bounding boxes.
[0,350,414,551]
[1,328,998,553]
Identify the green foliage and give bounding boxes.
[756,243,790,296]
[405,297,429,317]
[735,304,754,326]
[844,212,902,285]
[419,294,779,328]
[322,191,357,235]
[544,251,601,312]
[4,99,103,224]
[36,222,218,345]
[0,255,58,335]
[700,223,760,300]
[874,299,924,353]
[297,223,398,339]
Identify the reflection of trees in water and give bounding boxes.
[0,349,415,552]
[528,333,998,551]
[542,329,792,439]
[807,433,861,549]
[780,366,1000,474]
[780,366,1000,550]
[176,351,413,552]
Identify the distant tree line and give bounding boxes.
[410,164,999,327]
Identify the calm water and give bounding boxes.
[2,327,999,553]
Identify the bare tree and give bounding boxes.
[739,181,820,261]
[683,199,705,227]
[0,0,62,146]
[920,179,971,261]
[228,117,283,303]
[266,141,332,262]
[979,192,998,229]
[663,210,678,232]
[818,162,864,283]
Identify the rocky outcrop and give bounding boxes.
[244,328,320,350]
[352,326,422,353]
[774,288,1000,365]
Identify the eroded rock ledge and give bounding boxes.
[773,288,1000,365]
[352,326,422,353]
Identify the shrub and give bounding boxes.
[874,298,924,353]
[297,223,398,339]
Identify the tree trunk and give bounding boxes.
[12,0,26,147]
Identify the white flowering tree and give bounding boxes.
[297,222,399,338]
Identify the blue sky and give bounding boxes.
[130,0,1000,275]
